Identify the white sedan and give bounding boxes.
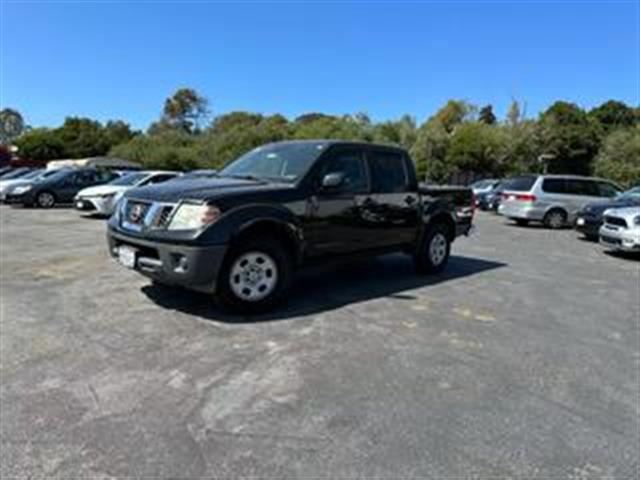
[74,171,180,216]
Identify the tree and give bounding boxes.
[445,122,506,175]
[56,117,108,158]
[161,88,210,133]
[432,100,476,133]
[589,100,636,132]
[478,105,496,125]
[506,100,523,127]
[14,128,65,161]
[0,108,25,144]
[593,126,640,187]
[411,122,452,182]
[536,102,600,175]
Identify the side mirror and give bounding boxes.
[321,172,344,189]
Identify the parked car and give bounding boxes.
[74,170,180,216]
[470,178,499,196]
[574,186,640,240]
[107,140,474,313]
[0,169,64,202]
[476,181,504,211]
[5,168,120,208]
[599,207,640,253]
[497,175,622,228]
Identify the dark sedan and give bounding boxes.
[574,186,640,239]
[476,181,505,211]
[5,168,119,208]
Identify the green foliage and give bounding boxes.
[446,122,506,175]
[15,128,65,161]
[0,108,25,144]
[10,92,639,185]
[537,102,600,175]
[593,126,640,187]
[589,100,636,132]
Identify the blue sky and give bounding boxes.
[1,1,638,130]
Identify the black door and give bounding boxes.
[305,147,374,257]
[364,149,420,248]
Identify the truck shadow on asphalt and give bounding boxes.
[141,254,506,323]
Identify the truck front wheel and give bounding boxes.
[414,223,451,274]
[216,237,292,314]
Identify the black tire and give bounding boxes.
[36,191,56,208]
[543,209,567,229]
[514,219,529,226]
[414,223,451,274]
[216,236,292,314]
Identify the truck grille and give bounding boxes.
[121,199,175,231]
[604,216,627,228]
[125,201,151,225]
[154,205,175,227]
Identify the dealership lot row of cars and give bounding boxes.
[471,175,640,254]
[3,165,638,256]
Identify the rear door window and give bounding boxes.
[565,179,599,196]
[502,176,537,192]
[541,178,565,194]
[368,150,408,193]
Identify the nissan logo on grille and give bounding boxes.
[128,203,147,223]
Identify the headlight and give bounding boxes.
[167,203,221,230]
[634,215,640,226]
[12,185,32,195]
[98,192,116,199]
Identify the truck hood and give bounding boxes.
[123,176,294,203]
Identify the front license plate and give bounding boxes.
[117,246,137,269]
[576,217,585,226]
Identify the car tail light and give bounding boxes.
[502,192,536,202]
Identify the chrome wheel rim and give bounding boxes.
[429,233,447,266]
[229,251,278,302]
[39,193,54,207]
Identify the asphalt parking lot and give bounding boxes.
[1,206,638,478]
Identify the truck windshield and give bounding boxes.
[219,143,327,183]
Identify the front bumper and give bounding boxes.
[574,215,601,237]
[599,225,640,252]
[107,228,228,293]
[75,196,116,215]
[4,191,34,205]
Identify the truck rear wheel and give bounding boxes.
[414,223,451,274]
[216,236,292,314]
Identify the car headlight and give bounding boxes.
[634,215,640,226]
[167,203,221,230]
[12,185,32,195]
[98,192,116,199]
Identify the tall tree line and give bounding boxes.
[3,89,639,186]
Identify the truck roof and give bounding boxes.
[265,139,408,153]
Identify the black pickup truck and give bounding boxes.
[107,140,473,312]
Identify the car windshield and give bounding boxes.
[20,170,45,180]
[219,143,327,183]
[471,179,495,189]
[619,187,640,200]
[108,172,148,186]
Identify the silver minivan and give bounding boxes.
[497,175,622,228]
